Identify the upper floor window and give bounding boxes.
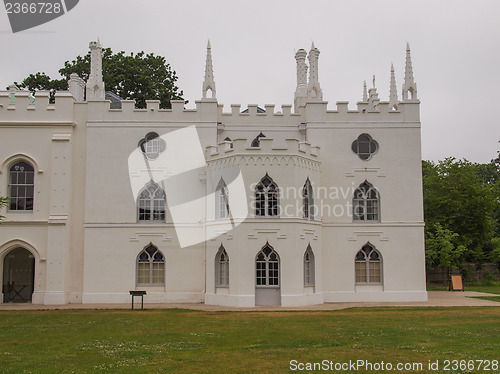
[138,181,166,222]
[139,132,166,160]
[9,161,34,211]
[216,179,229,219]
[251,132,266,147]
[137,244,165,286]
[303,179,314,220]
[215,245,229,287]
[304,245,315,287]
[353,181,379,221]
[255,174,278,217]
[351,134,378,160]
[355,244,382,284]
[224,137,234,149]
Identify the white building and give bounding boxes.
[0,41,427,307]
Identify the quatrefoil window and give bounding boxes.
[139,132,166,160]
[351,134,378,160]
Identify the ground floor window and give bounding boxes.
[256,243,279,286]
[137,244,165,286]
[355,243,382,283]
[215,246,229,287]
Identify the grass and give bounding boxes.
[0,307,499,373]
[427,280,500,295]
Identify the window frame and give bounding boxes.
[255,243,280,288]
[355,243,382,284]
[303,178,314,220]
[8,161,35,212]
[137,181,166,222]
[353,181,380,222]
[136,244,165,286]
[215,245,229,287]
[303,245,315,287]
[216,179,229,219]
[255,174,279,217]
[351,133,378,161]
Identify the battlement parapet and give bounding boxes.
[206,137,320,160]
[0,90,75,123]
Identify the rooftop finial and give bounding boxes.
[389,63,399,110]
[202,39,216,99]
[294,48,308,111]
[307,43,323,101]
[362,81,368,101]
[402,42,418,100]
[85,40,105,100]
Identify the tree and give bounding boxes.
[14,48,184,109]
[423,158,497,265]
[425,223,467,284]
[0,196,8,222]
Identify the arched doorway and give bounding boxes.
[2,248,35,303]
[255,243,281,306]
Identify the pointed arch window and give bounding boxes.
[351,134,378,160]
[251,132,266,147]
[353,182,379,221]
[137,181,166,222]
[303,179,314,220]
[256,243,279,287]
[9,161,35,211]
[224,137,234,149]
[137,244,165,286]
[304,245,315,286]
[215,246,229,287]
[355,244,382,283]
[255,174,279,217]
[216,179,229,219]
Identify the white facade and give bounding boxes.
[0,42,427,306]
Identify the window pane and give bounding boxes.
[355,261,367,283]
[369,261,381,282]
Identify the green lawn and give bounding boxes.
[0,307,499,373]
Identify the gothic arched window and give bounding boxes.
[255,174,278,217]
[355,244,382,283]
[215,246,229,287]
[137,244,165,286]
[256,243,280,287]
[137,181,166,222]
[304,245,315,286]
[303,179,314,220]
[9,161,35,211]
[216,179,229,219]
[353,182,379,221]
[251,132,266,147]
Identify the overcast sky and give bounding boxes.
[1,0,499,163]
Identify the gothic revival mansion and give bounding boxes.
[0,41,427,306]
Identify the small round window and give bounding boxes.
[352,134,378,160]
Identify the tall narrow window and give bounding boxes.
[137,181,166,222]
[304,245,315,286]
[215,246,229,287]
[216,179,229,219]
[255,174,279,217]
[9,161,34,211]
[256,243,279,287]
[353,181,379,221]
[303,179,314,220]
[137,244,165,286]
[355,244,382,284]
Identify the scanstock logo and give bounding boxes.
[4,0,79,33]
[128,126,248,248]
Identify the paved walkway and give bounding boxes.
[0,291,498,312]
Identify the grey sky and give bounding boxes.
[1,0,499,163]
